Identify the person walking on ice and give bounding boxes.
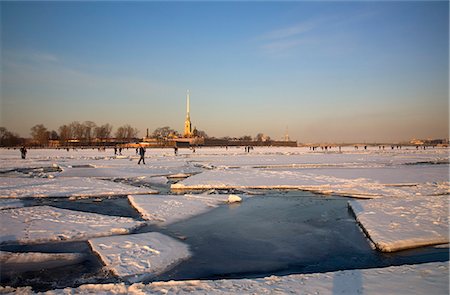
[20,146,27,159]
[138,146,146,164]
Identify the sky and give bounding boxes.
[1,1,448,143]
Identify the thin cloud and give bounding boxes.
[260,20,319,41]
[31,53,59,63]
[262,39,310,53]
[2,50,60,66]
[257,18,324,55]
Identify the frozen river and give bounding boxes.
[0,146,448,293]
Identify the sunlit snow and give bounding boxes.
[88,232,191,283]
[128,194,230,225]
[0,206,144,244]
[0,177,157,199]
[349,196,449,252]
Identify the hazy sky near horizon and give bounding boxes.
[1,1,448,143]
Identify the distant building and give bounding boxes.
[410,138,449,145]
[183,90,193,137]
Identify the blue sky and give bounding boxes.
[1,1,448,143]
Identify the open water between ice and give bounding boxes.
[1,191,448,291]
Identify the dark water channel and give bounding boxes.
[1,191,448,291]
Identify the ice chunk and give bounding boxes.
[88,232,191,283]
[349,196,449,252]
[172,169,449,199]
[227,194,242,203]
[32,262,448,294]
[128,194,228,225]
[0,177,157,199]
[0,206,144,245]
[0,251,85,273]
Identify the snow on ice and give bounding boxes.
[0,251,85,273]
[8,262,448,294]
[171,168,449,198]
[0,177,157,199]
[349,196,449,252]
[128,194,231,226]
[0,206,144,245]
[88,232,191,283]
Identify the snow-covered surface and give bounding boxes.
[172,169,449,198]
[0,147,449,293]
[0,251,85,273]
[0,206,144,245]
[8,262,447,294]
[128,194,230,225]
[349,196,449,252]
[88,232,191,282]
[0,198,24,210]
[227,194,242,203]
[0,177,157,199]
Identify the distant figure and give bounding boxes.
[114,147,118,155]
[20,146,27,159]
[135,148,139,155]
[364,146,367,150]
[174,146,178,156]
[119,147,122,155]
[138,146,146,164]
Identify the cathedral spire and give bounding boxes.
[184,90,192,137]
[186,89,190,119]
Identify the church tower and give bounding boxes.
[183,90,192,137]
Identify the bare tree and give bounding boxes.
[239,135,252,141]
[195,129,208,138]
[94,123,113,139]
[30,124,49,146]
[49,130,59,140]
[115,124,138,141]
[58,124,72,144]
[152,126,179,139]
[255,133,264,142]
[69,121,85,140]
[83,121,97,142]
[0,127,23,146]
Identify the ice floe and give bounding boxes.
[0,251,85,273]
[11,261,447,294]
[0,206,144,245]
[349,196,449,252]
[0,177,157,199]
[88,232,191,282]
[172,168,449,198]
[128,194,230,225]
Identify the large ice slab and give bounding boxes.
[128,194,229,225]
[30,262,448,294]
[0,206,144,245]
[0,251,85,273]
[0,177,157,199]
[349,196,449,252]
[172,169,449,198]
[88,232,191,283]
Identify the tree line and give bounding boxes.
[0,122,272,147]
[1,121,138,147]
